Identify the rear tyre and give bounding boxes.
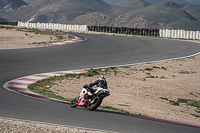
[87,96,103,111]
[70,96,79,108]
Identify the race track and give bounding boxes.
[0,33,200,133]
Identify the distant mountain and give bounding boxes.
[144,0,187,4]
[0,17,7,22]
[71,1,200,30]
[2,0,200,30]
[23,0,37,4]
[102,0,129,5]
[0,0,27,13]
[183,0,200,5]
[0,0,27,15]
[182,4,200,21]
[117,1,199,30]
[3,0,111,23]
[103,0,200,5]
[119,0,150,8]
[144,0,200,5]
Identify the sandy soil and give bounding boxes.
[0,118,106,133]
[0,27,200,132]
[50,54,200,124]
[0,27,70,49]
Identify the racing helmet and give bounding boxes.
[99,76,106,81]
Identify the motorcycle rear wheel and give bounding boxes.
[70,96,79,108]
[87,96,103,111]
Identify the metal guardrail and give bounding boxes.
[0,22,18,26]
[1,22,199,40]
[87,26,160,37]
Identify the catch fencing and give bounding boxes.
[0,21,199,40]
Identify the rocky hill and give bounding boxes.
[23,0,37,4]
[2,0,200,30]
[103,0,200,5]
[3,0,111,23]
[102,0,129,5]
[119,0,150,8]
[0,17,7,22]
[0,0,27,13]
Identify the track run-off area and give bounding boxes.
[0,32,200,133]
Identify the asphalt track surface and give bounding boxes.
[1,33,200,133]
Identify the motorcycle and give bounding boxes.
[70,86,110,110]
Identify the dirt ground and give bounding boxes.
[0,118,106,133]
[50,54,200,124]
[0,27,69,49]
[0,27,200,132]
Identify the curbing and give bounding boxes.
[3,70,87,104]
[49,35,86,46]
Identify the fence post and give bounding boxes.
[178,30,180,39]
[192,31,196,40]
[66,25,69,30]
[185,30,188,39]
[180,30,183,39]
[159,29,162,38]
[196,31,200,40]
[85,25,88,31]
[33,23,37,28]
[18,21,23,27]
[185,30,187,39]
[174,30,177,39]
[170,30,173,38]
[167,29,171,38]
[29,23,33,28]
[17,21,21,27]
[175,30,178,39]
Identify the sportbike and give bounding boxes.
[70,87,110,110]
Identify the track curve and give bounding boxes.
[1,33,200,133]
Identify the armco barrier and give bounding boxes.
[0,22,18,26]
[87,26,160,37]
[1,21,199,40]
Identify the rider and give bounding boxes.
[83,76,107,96]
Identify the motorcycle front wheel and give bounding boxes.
[70,96,79,108]
[87,96,103,111]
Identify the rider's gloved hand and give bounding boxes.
[83,84,89,88]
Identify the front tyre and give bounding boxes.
[87,96,103,111]
[70,96,79,108]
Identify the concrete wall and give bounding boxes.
[17,21,88,31]
[159,29,200,40]
[15,21,200,40]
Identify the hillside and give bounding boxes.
[23,0,37,4]
[2,0,200,30]
[0,18,7,22]
[144,0,188,4]
[0,0,27,13]
[3,0,111,23]
[103,0,200,5]
[182,4,200,21]
[102,0,129,5]
[119,0,150,8]
[122,2,198,30]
